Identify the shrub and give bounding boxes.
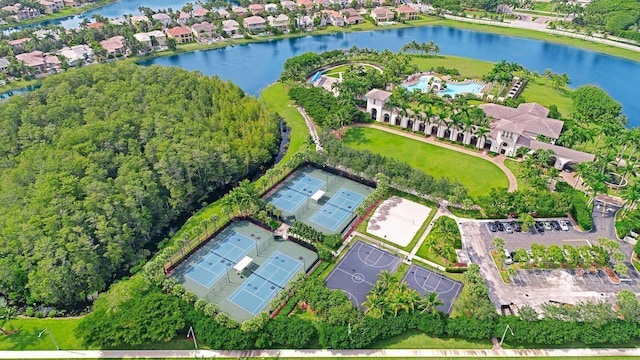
[24,306,34,317]
[47,310,57,318]
[35,311,44,318]
[556,182,592,230]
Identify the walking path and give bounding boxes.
[297,106,322,151]
[3,347,640,358]
[354,123,518,191]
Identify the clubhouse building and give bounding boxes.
[365,89,595,169]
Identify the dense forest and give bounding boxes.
[0,63,281,305]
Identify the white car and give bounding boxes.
[559,220,569,231]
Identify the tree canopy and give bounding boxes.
[0,63,280,305]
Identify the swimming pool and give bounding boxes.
[404,75,484,97]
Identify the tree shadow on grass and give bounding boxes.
[0,327,44,350]
[342,127,370,146]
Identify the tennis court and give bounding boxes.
[325,241,401,309]
[228,251,303,315]
[268,174,326,213]
[184,232,256,289]
[310,188,365,231]
[402,264,463,313]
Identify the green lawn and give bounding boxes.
[519,77,574,117]
[411,55,494,79]
[0,318,84,350]
[370,329,492,349]
[342,127,508,198]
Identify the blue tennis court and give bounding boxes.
[269,175,325,213]
[185,232,256,289]
[309,188,365,231]
[228,251,302,315]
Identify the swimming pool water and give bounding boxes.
[404,75,483,97]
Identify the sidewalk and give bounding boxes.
[355,124,518,191]
[3,347,640,358]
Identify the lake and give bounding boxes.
[141,27,640,126]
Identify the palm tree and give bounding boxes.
[621,183,640,217]
[220,195,235,217]
[377,270,397,289]
[363,293,386,318]
[418,292,444,316]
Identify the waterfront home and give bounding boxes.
[314,0,329,8]
[371,7,394,22]
[38,0,64,14]
[191,22,215,43]
[34,29,59,40]
[178,11,191,25]
[249,3,264,14]
[296,15,314,30]
[217,8,230,18]
[343,8,364,24]
[130,15,150,25]
[265,4,278,13]
[232,6,249,17]
[152,13,172,27]
[396,5,417,20]
[16,51,60,74]
[322,10,344,27]
[243,16,267,31]
[100,36,126,57]
[166,26,194,43]
[56,44,93,66]
[222,19,240,36]
[6,6,41,21]
[268,14,290,32]
[64,0,77,7]
[193,8,209,21]
[85,21,104,30]
[281,0,298,11]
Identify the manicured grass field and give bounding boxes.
[411,55,494,79]
[519,77,574,117]
[370,329,492,349]
[342,127,508,198]
[0,318,84,350]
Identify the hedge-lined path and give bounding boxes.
[3,347,640,358]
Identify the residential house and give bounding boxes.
[130,15,150,25]
[152,13,172,27]
[217,8,230,18]
[193,8,209,21]
[232,6,248,17]
[165,26,194,43]
[191,22,214,43]
[133,32,152,50]
[135,30,167,49]
[222,19,240,37]
[265,3,278,13]
[0,5,18,14]
[280,0,297,11]
[38,0,64,14]
[249,3,264,14]
[396,5,417,20]
[86,22,104,30]
[34,29,59,40]
[268,14,289,32]
[243,16,266,31]
[109,17,127,25]
[56,44,93,66]
[178,11,191,25]
[322,10,344,26]
[8,38,32,50]
[342,8,364,25]
[296,15,314,29]
[63,0,77,7]
[99,35,126,57]
[314,0,329,8]
[296,0,313,9]
[329,0,348,7]
[0,58,10,73]
[15,6,41,21]
[371,7,394,22]
[16,51,60,74]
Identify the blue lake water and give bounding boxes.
[140,27,640,126]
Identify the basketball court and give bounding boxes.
[402,264,463,313]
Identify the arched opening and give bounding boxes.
[395,117,401,126]
[456,132,464,143]
[383,113,390,123]
[407,120,414,130]
[431,126,438,136]
[484,139,492,150]
[470,136,478,147]
[548,156,558,168]
[501,142,509,155]
[371,108,377,120]
[418,123,426,132]
[443,129,451,139]
[563,161,578,172]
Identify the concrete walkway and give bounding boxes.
[3,348,640,358]
[354,124,518,192]
[297,106,322,151]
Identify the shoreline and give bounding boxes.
[0,0,118,31]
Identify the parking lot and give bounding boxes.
[479,219,592,252]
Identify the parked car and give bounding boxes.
[512,221,521,232]
[504,222,513,233]
[543,221,552,231]
[535,222,545,233]
[551,220,561,231]
[495,221,505,231]
[503,248,513,265]
[488,222,497,232]
[559,220,569,231]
